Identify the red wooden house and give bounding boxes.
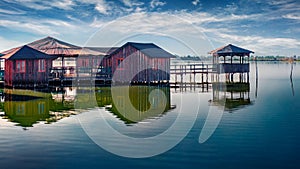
[100,42,175,83]
[1,45,55,87]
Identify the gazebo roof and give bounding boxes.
[27,36,106,56]
[0,37,106,57]
[209,44,254,57]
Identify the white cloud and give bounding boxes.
[135,6,146,13]
[1,1,299,56]
[0,19,59,35]
[120,0,146,13]
[0,16,85,38]
[121,0,144,7]
[78,0,112,15]
[3,0,75,10]
[43,19,74,27]
[192,0,200,6]
[95,1,110,15]
[282,14,300,20]
[167,11,261,25]
[88,10,300,56]
[266,0,300,14]
[80,0,129,15]
[19,1,51,10]
[87,12,212,55]
[224,3,238,14]
[52,0,75,10]
[150,0,166,9]
[208,30,300,56]
[0,8,25,15]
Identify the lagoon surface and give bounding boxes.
[0,62,299,169]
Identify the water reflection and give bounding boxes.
[0,86,173,127]
[211,82,253,112]
[4,92,50,128]
[105,86,172,124]
[0,88,76,128]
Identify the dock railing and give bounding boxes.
[169,63,216,90]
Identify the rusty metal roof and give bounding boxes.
[27,36,106,56]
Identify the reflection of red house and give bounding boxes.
[1,45,55,87]
[101,42,175,83]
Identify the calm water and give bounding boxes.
[0,62,299,169]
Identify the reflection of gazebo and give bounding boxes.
[209,44,254,83]
[212,82,253,112]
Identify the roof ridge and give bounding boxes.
[209,44,254,55]
[28,36,81,49]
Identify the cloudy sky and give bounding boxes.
[0,0,299,56]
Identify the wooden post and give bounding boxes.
[190,66,192,89]
[61,55,64,86]
[175,65,177,83]
[76,57,79,85]
[247,72,249,83]
[180,65,183,85]
[193,65,196,90]
[206,65,209,91]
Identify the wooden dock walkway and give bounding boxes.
[170,63,216,74]
[0,63,229,88]
[46,63,218,88]
[169,63,217,89]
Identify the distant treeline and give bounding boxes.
[175,55,299,62]
[176,55,211,61]
[250,55,299,61]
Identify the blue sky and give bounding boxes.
[0,0,300,56]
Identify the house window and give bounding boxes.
[16,60,26,73]
[116,58,124,69]
[38,59,46,72]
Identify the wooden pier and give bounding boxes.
[47,62,246,88]
[169,63,216,89]
[46,63,217,88]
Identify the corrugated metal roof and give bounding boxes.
[209,44,254,56]
[85,47,119,55]
[119,42,175,58]
[1,46,21,56]
[1,45,55,60]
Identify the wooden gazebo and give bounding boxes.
[209,44,254,82]
[27,36,106,79]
